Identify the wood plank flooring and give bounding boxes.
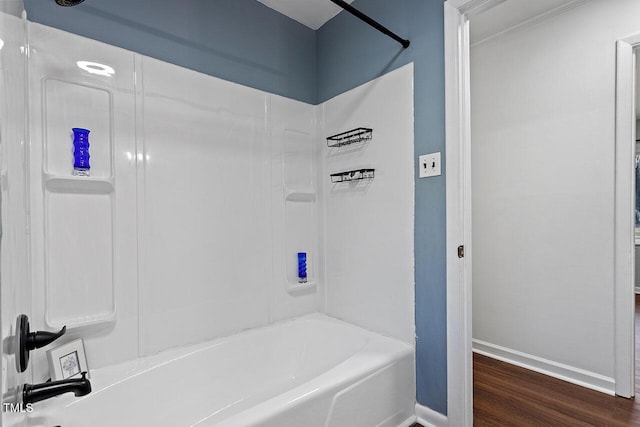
[416,295,640,426]
[473,353,640,426]
[472,294,640,426]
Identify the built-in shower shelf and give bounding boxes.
[330,169,375,183]
[326,127,372,147]
[286,281,317,294]
[46,310,116,330]
[285,191,316,202]
[44,174,114,194]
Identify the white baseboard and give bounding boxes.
[415,403,448,427]
[635,286,640,294]
[397,415,418,427]
[473,339,615,395]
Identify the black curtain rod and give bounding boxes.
[329,0,410,49]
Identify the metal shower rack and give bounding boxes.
[330,168,375,183]
[326,127,373,148]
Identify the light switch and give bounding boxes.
[419,152,441,178]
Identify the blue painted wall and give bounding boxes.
[24,0,317,104]
[317,0,447,414]
[25,0,448,415]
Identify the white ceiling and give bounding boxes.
[470,0,582,44]
[468,0,640,119]
[256,0,355,30]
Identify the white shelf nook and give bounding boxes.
[44,174,115,194]
[282,127,317,295]
[286,281,317,294]
[284,191,316,202]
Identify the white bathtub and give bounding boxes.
[26,314,416,427]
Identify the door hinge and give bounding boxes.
[457,245,464,258]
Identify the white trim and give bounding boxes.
[397,416,419,427]
[613,36,637,398]
[444,1,474,426]
[473,340,616,396]
[416,403,448,427]
[458,0,506,17]
[470,0,588,47]
[444,0,479,10]
[620,32,640,47]
[446,0,503,14]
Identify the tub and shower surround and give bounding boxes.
[27,22,320,381]
[22,22,416,427]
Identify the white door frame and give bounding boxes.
[444,1,509,425]
[444,5,638,419]
[613,34,638,398]
[442,0,505,425]
[443,2,472,427]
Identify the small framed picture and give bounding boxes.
[46,339,89,381]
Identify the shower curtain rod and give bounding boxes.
[329,0,410,49]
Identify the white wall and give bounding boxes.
[471,0,640,392]
[321,64,415,343]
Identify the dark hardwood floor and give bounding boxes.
[413,296,640,426]
[472,294,640,426]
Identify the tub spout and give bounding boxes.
[23,372,91,404]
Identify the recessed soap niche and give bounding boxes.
[42,78,116,328]
[285,201,315,291]
[283,129,316,293]
[43,78,114,180]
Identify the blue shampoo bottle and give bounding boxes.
[72,128,91,176]
[297,252,307,283]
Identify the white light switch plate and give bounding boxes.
[419,152,441,178]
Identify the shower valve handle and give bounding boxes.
[16,314,66,373]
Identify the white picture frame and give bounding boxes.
[46,338,89,381]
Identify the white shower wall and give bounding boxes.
[28,23,140,380]
[25,22,415,380]
[138,56,319,355]
[321,64,415,344]
[0,6,30,424]
[27,23,318,378]
[139,56,272,354]
[270,95,322,321]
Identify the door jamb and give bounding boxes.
[442,0,495,425]
[614,34,639,398]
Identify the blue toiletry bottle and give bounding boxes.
[72,128,91,176]
[297,252,307,283]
